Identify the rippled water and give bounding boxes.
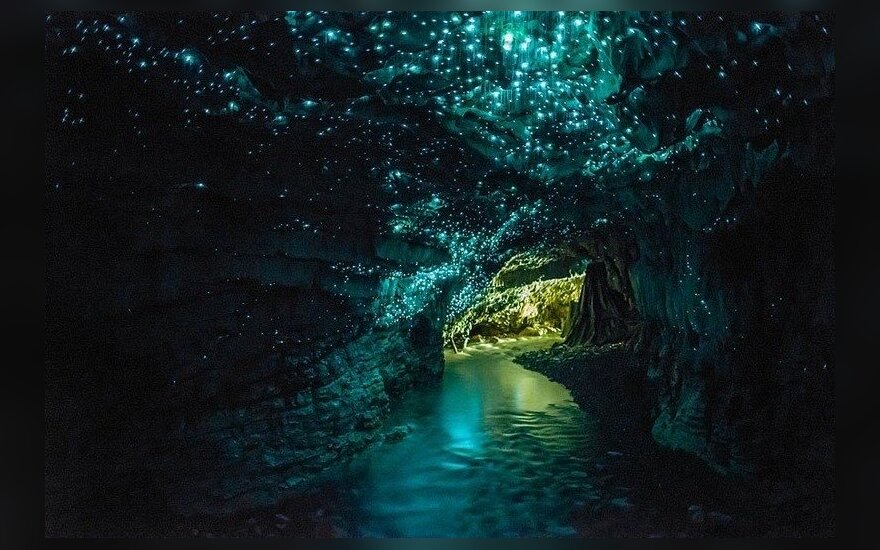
[328,336,600,537]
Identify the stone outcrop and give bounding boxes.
[562,234,640,347]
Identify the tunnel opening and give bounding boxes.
[443,250,587,351]
[444,227,642,354]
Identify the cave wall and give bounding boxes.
[568,13,835,477]
[164,321,443,514]
[562,235,640,347]
[46,159,450,523]
[625,160,834,476]
[558,152,833,478]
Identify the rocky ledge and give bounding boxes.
[514,343,834,537]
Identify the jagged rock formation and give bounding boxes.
[562,233,640,347]
[629,164,835,476]
[564,262,637,347]
[166,323,443,513]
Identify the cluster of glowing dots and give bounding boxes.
[47,11,831,326]
[347,11,628,177]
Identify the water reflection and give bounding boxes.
[331,337,599,537]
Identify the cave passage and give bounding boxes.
[46,10,834,539]
[444,251,588,349]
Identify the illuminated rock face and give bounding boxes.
[444,252,585,346]
[46,11,833,519]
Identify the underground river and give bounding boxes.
[174,336,752,538]
[299,336,614,537]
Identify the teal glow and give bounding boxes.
[124,11,774,326]
[329,338,599,536]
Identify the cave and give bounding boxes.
[45,11,834,538]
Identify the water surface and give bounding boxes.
[328,336,600,537]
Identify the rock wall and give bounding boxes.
[562,235,640,347]
[562,13,835,477]
[164,321,443,514]
[558,155,833,480]
[46,173,449,526]
[602,150,834,478]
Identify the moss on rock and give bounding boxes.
[444,252,584,347]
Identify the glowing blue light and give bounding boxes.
[180,50,198,65]
[502,32,514,52]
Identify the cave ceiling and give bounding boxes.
[46,11,833,322]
